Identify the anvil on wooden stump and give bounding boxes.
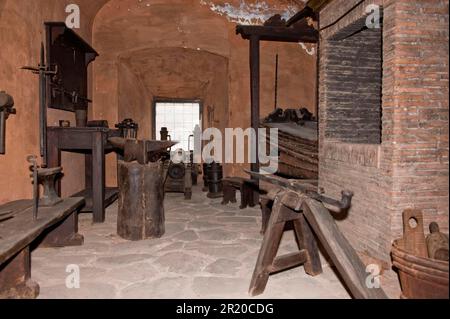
[109,137,177,165]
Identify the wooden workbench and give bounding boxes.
[47,126,120,223]
[0,197,84,299]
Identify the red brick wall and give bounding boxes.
[384,0,449,241]
[318,0,449,263]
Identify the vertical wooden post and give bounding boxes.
[46,129,61,195]
[250,35,260,175]
[315,15,320,120]
[92,132,105,223]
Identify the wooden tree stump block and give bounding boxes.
[117,161,165,241]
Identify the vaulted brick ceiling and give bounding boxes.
[76,0,306,29]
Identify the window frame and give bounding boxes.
[152,97,203,146]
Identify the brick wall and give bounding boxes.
[384,0,449,240]
[318,0,449,264]
[325,25,382,144]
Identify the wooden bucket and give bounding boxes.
[391,210,449,299]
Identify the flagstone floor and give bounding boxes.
[31,185,400,299]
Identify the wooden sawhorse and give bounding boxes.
[249,190,388,299]
[249,191,322,295]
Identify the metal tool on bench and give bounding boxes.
[245,170,353,212]
[21,43,58,167]
[26,155,63,220]
[109,137,177,164]
[0,91,16,155]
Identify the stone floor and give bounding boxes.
[32,186,400,299]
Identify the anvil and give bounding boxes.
[109,137,178,165]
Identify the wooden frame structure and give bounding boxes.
[236,6,319,173]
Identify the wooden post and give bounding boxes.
[92,132,105,223]
[0,247,39,299]
[117,161,165,241]
[250,35,260,174]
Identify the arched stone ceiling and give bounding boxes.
[89,0,307,29]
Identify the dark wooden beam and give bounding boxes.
[286,6,316,27]
[236,25,318,43]
[250,35,260,174]
[306,0,332,12]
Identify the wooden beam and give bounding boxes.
[286,6,316,27]
[306,0,332,12]
[301,198,388,299]
[250,35,260,174]
[236,25,318,43]
[269,251,308,274]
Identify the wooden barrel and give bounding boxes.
[117,161,165,241]
[392,238,449,299]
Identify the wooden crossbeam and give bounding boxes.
[236,25,318,43]
[286,6,317,27]
[270,251,308,274]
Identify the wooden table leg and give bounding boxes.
[46,130,61,194]
[92,132,105,223]
[0,246,39,299]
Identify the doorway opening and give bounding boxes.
[153,99,202,151]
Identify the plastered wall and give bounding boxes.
[0,0,108,204]
[0,0,317,203]
[92,0,317,182]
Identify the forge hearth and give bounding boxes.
[325,22,382,144]
[318,0,449,265]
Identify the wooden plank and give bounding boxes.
[301,198,388,299]
[286,6,316,27]
[0,197,84,265]
[250,35,260,174]
[306,0,332,12]
[237,25,318,43]
[270,251,308,274]
[0,200,33,219]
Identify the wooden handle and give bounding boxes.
[402,209,428,257]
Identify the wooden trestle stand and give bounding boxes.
[248,172,388,299]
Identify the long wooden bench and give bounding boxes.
[0,197,84,299]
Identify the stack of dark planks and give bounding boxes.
[262,121,318,179]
